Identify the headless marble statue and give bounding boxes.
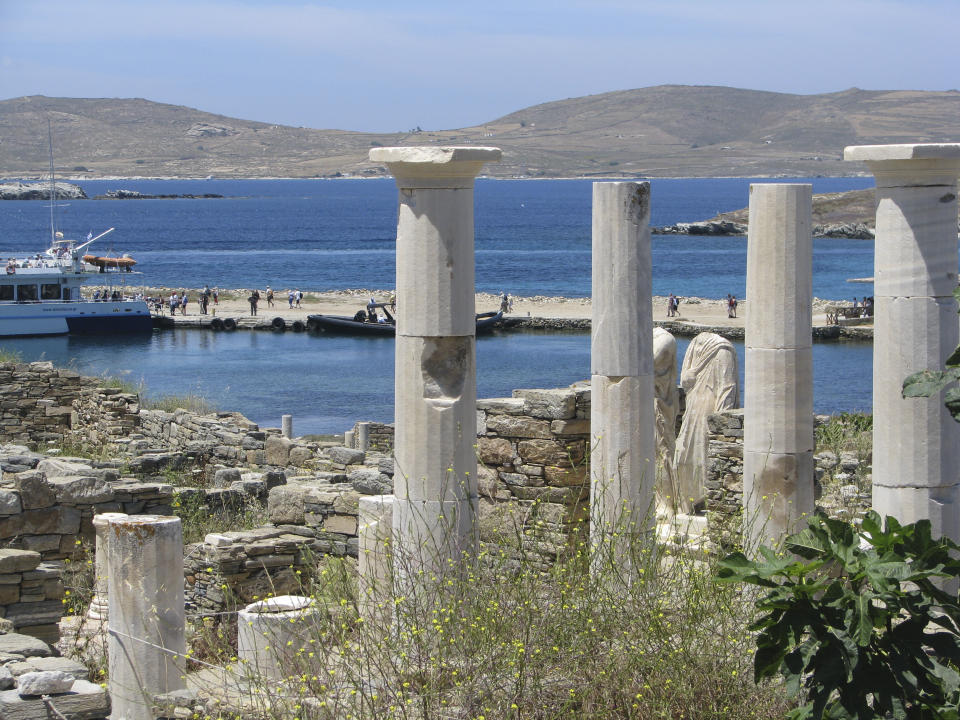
[653,328,679,515]
[673,332,739,514]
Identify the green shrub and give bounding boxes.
[717,511,960,719]
[903,286,960,421]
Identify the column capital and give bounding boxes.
[370,146,501,189]
[844,143,960,186]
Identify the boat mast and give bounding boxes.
[47,118,56,248]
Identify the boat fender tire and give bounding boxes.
[292,320,305,333]
[353,310,367,322]
[210,317,224,331]
[223,318,237,331]
[271,317,286,331]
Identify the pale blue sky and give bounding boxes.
[1,0,956,132]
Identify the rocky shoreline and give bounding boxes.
[652,220,875,239]
[0,181,223,201]
[92,189,224,200]
[0,181,87,200]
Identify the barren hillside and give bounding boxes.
[2,86,959,178]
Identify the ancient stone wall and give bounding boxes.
[475,387,592,564]
[187,469,363,617]
[71,386,141,449]
[705,410,745,518]
[0,362,82,445]
[0,549,64,644]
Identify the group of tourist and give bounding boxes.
[851,296,875,317]
[250,287,303,315]
[5,255,53,273]
[91,289,124,302]
[155,287,219,315]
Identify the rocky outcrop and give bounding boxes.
[0,181,86,200]
[652,220,747,236]
[93,190,223,199]
[815,222,874,239]
[652,220,875,239]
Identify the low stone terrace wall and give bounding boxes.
[187,463,365,617]
[0,362,81,445]
[0,549,64,644]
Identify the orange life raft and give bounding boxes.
[82,254,137,269]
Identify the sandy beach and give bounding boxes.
[95,285,853,329]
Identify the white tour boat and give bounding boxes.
[0,227,153,337]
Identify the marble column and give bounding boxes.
[370,146,501,579]
[744,184,814,547]
[357,421,370,452]
[590,182,657,560]
[86,512,128,622]
[844,144,960,540]
[281,414,293,439]
[106,514,185,720]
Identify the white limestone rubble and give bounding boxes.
[844,143,960,537]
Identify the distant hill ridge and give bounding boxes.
[1,86,959,178]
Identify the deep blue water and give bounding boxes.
[0,177,880,433]
[0,329,873,435]
[0,177,876,299]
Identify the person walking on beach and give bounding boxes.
[249,290,259,316]
[727,294,738,318]
[213,288,219,305]
[266,286,274,308]
[288,290,295,309]
[295,289,303,309]
[500,292,510,314]
[180,291,189,315]
[668,293,676,317]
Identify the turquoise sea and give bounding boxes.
[0,177,880,433]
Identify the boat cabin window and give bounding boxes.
[62,287,71,300]
[41,283,61,300]
[0,286,12,301]
[16,284,38,301]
